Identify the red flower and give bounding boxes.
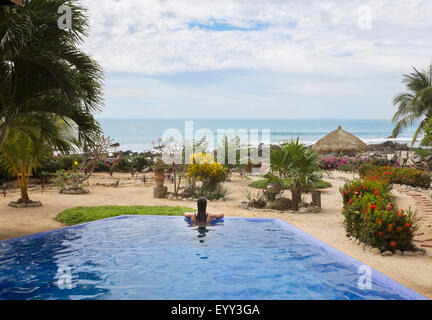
[378,231,383,236]
[390,241,396,247]
[405,223,410,228]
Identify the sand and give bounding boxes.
[0,170,431,299]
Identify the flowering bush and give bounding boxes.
[319,156,351,170]
[186,153,228,196]
[340,179,391,205]
[359,165,431,188]
[340,179,418,252]
[319,156,400,172]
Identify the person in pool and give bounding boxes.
[184,197,224,225]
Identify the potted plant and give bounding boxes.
[152,159,166,187]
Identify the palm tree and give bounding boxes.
[392,64,432,146]
[0,129,49,204]
[0,115,79,204]
[0,0,103,148]
[270,139,323,211]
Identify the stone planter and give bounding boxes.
[60,188,90,195]
[9,200,42,208]
[154,186,168,199]
[154,170,165,187]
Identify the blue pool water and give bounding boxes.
[0,216,427,300]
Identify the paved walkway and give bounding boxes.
[402,190,432,248]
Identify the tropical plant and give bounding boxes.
[0,129,50,204]
[392,64,432,146]
[341,179,418,252]
[0,0,103,148]
[270,138,323,211]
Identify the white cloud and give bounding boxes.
[77,0,432,118]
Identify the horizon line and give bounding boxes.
[96,117,395,121]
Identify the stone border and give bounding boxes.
[59,188,90,195]
[347,237,427,257]
[165,194,227,202]
[239,201,321,214]
[8,200,42,208]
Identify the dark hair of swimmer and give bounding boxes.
[196,197,208,223]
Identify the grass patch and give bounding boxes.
[249,179,332,190]
[56,205,195,226]
[315,181,332,189]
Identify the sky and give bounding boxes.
[79,0,432,119]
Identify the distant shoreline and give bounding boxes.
[97,118,421,153]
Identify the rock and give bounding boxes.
[413,156,423,164]
[413,251,425,256]
[239,202,248,209]
[370,248,381,255]
[167,193,174,200]
[268,198,292,211]
[266,182,282,195]
[394,249,403,256]
[403,251,414,256]
[248,199,266,209]
[299,207,311,214]
[381,251,393,256]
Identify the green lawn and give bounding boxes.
[248,179,332,190]
[56,206,195,226]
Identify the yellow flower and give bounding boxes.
[74,161,78,166]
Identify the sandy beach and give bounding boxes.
[0,170,431,299]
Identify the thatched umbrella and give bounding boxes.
[311,126,368,154]
[0,0,23,5]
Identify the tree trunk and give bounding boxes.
[19,188,30,204]
[312,190,321,208]
[17,167,31,204]
[291,182,302,211]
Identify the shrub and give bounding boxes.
[113,157,134,171]
[339,163,356,172]
[340,179,418,252]
[319,156,351,170]
[132,155,149,172]
[340,179,391,206]
[187,156,227,192]
[183,183,228,201]
[0,163,13,184]
[359,165,431,188]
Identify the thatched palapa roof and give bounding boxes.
[311,126,368,154]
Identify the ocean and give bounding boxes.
[97,118,421,153]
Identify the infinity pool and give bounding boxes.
[0,216,426,300]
